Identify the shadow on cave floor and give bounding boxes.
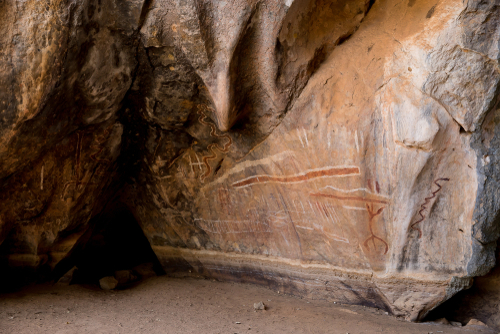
[424,243,500,331]
[52,201,165,290]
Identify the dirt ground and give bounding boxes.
[0,276,495,334]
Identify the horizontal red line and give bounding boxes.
[232,167,360,188]
[310,193,389,204]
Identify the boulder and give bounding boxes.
[466,318,489,328]
[99,276,118,291]
[56,267,78,285]
[115,270,137,286]
[132,263,158,280]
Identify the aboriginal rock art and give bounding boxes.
[2,0,499,325]
[232,166,360,188]
[410,178,450,239]
[186,151,205,176]
[194,218,271,234]
[226,161,390,249]
[197,106,233,182]
[218,187,233,215]
[363,203,388,255]
[297,200,349,243]
[150,120,230,182]
[61,128,113,200]
[310,192,389,205]
[223,166,392,247]
[61,133,96,200]
[310,180,390,254]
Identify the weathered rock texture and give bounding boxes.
[0,0,499,324]
[429,245,500,330]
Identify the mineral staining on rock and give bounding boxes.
[0,0,499,325]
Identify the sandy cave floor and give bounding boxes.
[0,276,495,334]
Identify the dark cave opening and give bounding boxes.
[53,201,165,288]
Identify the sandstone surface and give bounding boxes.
[0,0,499,324]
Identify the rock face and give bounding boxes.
[429,245,500,330]
[0,0,499,323]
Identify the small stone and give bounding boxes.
[132,263,156,279]
[339,308,358,315]
[450,321,462,327]
[99,276,118,290]
[57,266,77,285]
[115,270,136,285]
[254,302,266,310]
[466,318,488,327]
[235,322,241,324]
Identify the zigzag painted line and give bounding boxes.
[197,106,233,181]
[410,178,450,238]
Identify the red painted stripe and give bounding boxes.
[232,167,359,188]
[310,193,389,204]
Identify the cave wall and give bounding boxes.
[0,0,499,324]
[0,0,135,274]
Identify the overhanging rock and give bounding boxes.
[0,0,499,323]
